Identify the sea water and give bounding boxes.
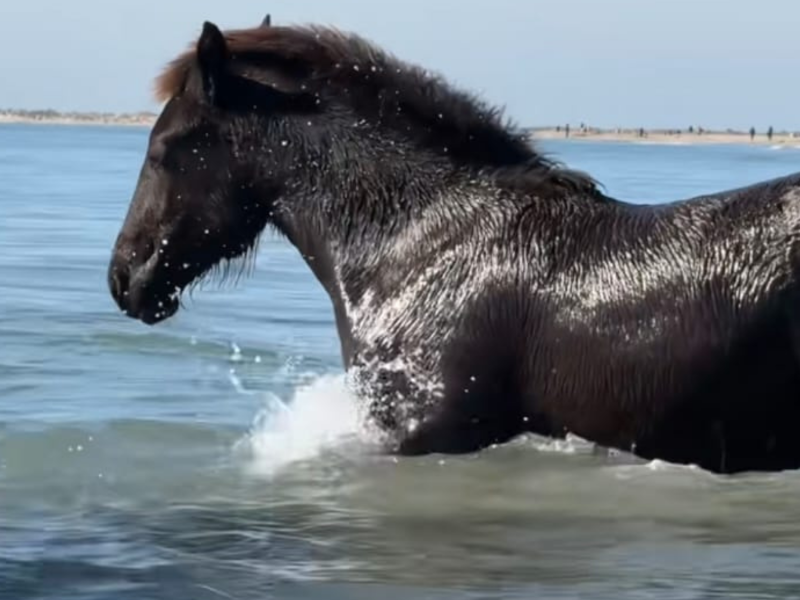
[2,124,800,599]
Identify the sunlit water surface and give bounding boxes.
[3,124,800,599]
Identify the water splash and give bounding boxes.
[227,368,252,395]
[236,373,375,477]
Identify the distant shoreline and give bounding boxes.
[530,127,800,147]
[2,110,799,147]
[0,110,156,128]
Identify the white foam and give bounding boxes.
[520,432,598,455]
[236,373,373,477]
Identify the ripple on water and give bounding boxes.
[5,376,800,598]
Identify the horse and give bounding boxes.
[108,19,800,474]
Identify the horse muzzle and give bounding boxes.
[108,246,180,325]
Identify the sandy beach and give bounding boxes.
[530,126,800,147]
[2,110,799,147]
[0,110,156,128]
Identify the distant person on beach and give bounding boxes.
[768,126,774,141]
[688,125,694,134]
[565,124,570,138]
[750,127,756,141]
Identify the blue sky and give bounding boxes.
[1,0,798,130]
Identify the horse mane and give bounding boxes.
[155,24,597,192]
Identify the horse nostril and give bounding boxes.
[109,265,130,310]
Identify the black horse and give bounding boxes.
[109,20,800,474]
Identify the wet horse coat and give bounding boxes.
[108,20,800,473]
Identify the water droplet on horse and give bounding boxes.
[204,229,210,235]
[281,140,289,146]
[161,239,169,246]
[192,148,198,154]
[353,65,360,72]
[182,263,190,269]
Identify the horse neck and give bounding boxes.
[271,134,509,338]
[282,132,466,259]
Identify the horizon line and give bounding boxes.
[1,108,799,135]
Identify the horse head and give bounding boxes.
[108,22,323,323]
[107,19,564,325]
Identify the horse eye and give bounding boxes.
[147,137,169,167]
[147,150,164,167]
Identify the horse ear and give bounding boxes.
[196,21,228,105]
[261,14,272,27]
